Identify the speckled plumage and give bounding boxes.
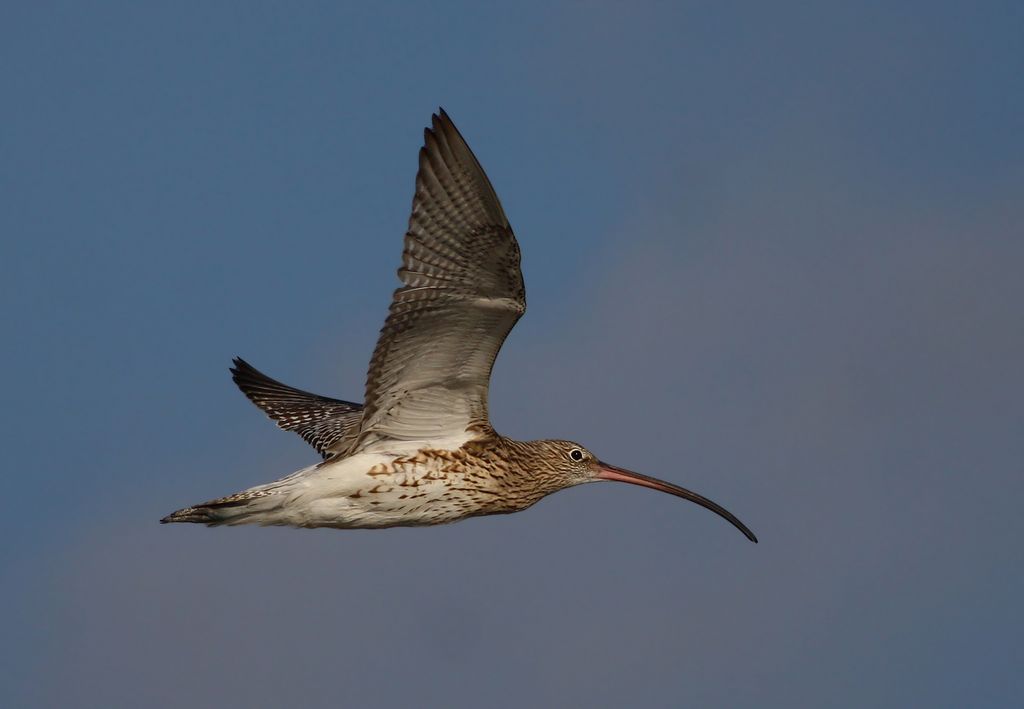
[165,437,585,529]
[162,110,757,543]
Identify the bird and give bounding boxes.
[162,110,758,543]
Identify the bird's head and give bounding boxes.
[528,439,758,543]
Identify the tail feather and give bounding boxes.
[160,506,223,525]
[160,488,279,526]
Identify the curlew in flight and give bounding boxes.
[162,110,757,543]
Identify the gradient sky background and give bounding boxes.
[2,2,1022,707]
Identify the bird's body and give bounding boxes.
[166,433,574,529]
[163,110,758,543]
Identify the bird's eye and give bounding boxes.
[569,448,585,462]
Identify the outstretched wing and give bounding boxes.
[354,110,526,450]
[230,357,363,457]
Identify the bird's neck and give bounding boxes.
[478,435,565,498]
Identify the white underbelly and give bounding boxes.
[261,444,487,529]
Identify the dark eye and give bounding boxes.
[569,448,585,462]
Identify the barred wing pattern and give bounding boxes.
[231,357,363,457]
[355,111,526,450]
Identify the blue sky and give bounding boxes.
[2,2,1022,707]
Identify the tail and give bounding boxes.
[160,505,224,525]
[160,488,280,526]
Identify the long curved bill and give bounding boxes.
[596,462,758,543]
